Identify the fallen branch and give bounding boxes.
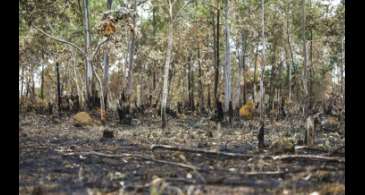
[294,145,330,153]
[329,145,345,156]
[272,154,345,163]
[151,144,254,159]
[151,144,344,163]
[76,151,204,171]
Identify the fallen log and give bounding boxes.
[151,144,254,159]
[75,151,204,171]
[151,144,345,163]
[272,154,345,163]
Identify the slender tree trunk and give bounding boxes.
[286,4,294,102]
[126,0,137,102]
[223,0,232,112]
[214,0,220,106]
[268,41,277,113]
[103,51,109,109]
[26,65,30,98]
[91,64,106,124]
[102,0,113,109]
[207,83,211,110]
[211,9,216,110]
[302,0,309,117]
[56,62,62,113]
[277,50,284,117]
[308,0,314,112]
[20,65,24,98]
[309,28,314,112]
[341,36,345,103]
[161,3,174,129]
[259,0,265,122]
[72,49,84,109]
[238,32,246,106]
[40,63,44,99]
[82,0,93,109]
[187,52,195,111]
[253,43,259,102]
[31,71,35,101]
[198,46,205,113]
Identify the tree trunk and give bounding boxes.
[82,0,93,109]
[302,0,309,117]
[187,52,195,111]
[102,50,110,109]
[238,32,246,107]
[40,63,44,99]
[91,64,106,124]
[26,65,30,98]
[309,28,314,112]
[72,49,84,110]
[223,0,232,112]
[259,0,265,122]
[253,44,259,102]
[20,65,24,98]
[207,83,211,111]
[213,0,220,107]
[126,0,137,102]
[286,4,294,102]
[341,36,345,103]
[31,71,35,101]
[161,3,174,129]
[268,41,277,113]
[102,0,113,109]
[56,62,62,113]
[198,46,205,113]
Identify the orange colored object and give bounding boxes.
[239,100,254,120]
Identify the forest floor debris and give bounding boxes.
[19,113,344,194]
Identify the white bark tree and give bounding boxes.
[259,0,266,123]
[161,0,174,129]
[223,0,232,112]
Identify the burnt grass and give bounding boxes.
[19,112,345,195]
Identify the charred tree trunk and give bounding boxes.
[103,51,109,109]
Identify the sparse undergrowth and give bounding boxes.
[19,113,344,195]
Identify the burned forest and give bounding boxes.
[19,0,345,194]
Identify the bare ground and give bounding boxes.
[19,112,345,195]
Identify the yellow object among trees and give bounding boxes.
[239,100,254,120]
